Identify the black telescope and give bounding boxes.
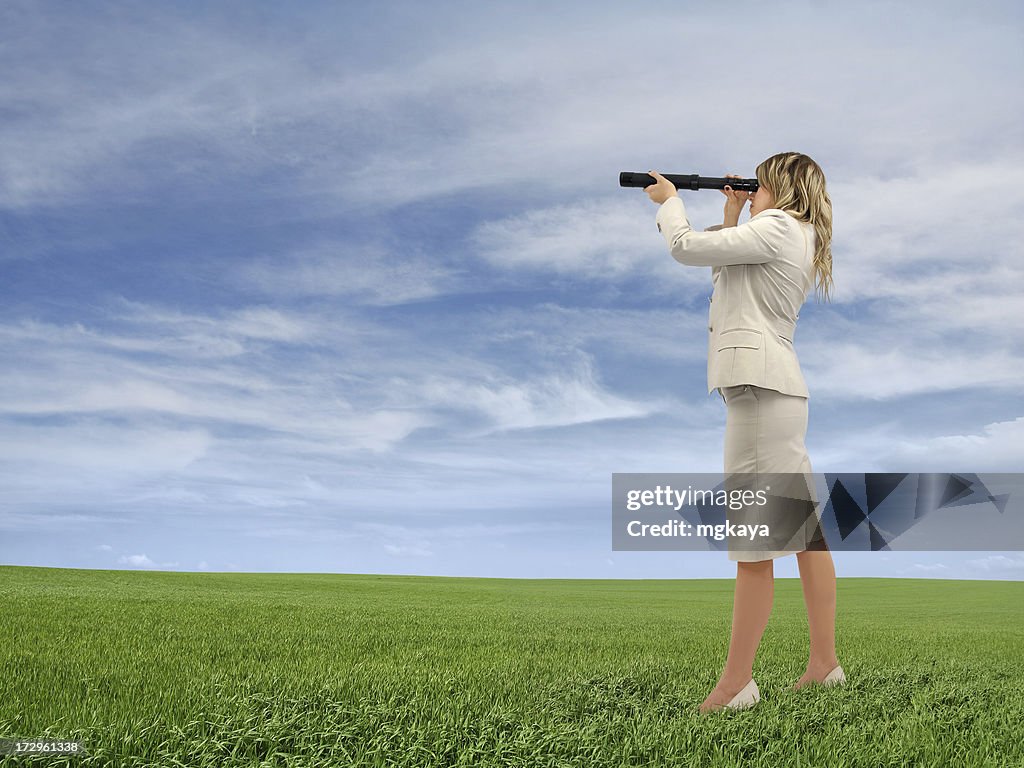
[619,172,759,193]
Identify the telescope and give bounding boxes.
[619,172,759,193]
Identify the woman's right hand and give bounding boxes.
[721,173,753,220]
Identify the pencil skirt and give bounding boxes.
[718,384,826,562]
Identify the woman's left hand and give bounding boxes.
[644,170,679,205]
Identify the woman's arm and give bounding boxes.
[656,196,788,267]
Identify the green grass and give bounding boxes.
[1,566,1022,767]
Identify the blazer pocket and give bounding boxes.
[717,328,763,351]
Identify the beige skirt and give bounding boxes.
[718,384,826,562]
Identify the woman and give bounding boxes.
[645,152,843,713]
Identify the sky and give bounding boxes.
[2,0,1023,580]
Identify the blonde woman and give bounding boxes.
[645,152,843,712]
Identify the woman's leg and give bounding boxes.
[699,558,774,712]
[793,548,840,689]
[702,385,770,711]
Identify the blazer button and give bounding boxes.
[708,325,713,331]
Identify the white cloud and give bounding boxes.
[118,553,156,568]
[383,542,433,558]
[901,562,949,574]
[0,422,211,480]
[469,198,712,291]
[414,355,658,434]
[801,340,1024,400]
[875,416,1024,471]
[0,310,434,454]
[233,242,464,305]
[0,2,1015,219]
[966,554,1024,575]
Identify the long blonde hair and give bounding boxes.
[755,152,834,303]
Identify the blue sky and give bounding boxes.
[2,0,1022,580]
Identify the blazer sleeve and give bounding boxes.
[655,196,789,267]
[703,225,723,287]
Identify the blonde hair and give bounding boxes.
[755,152,834,303]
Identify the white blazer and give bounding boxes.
[655,196,815,398]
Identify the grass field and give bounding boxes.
[1,566,1022,767]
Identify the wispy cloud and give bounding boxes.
[900,562,950,575]
[233,242,465,305]
[965,554,1024,575]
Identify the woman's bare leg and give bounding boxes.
[700,558,774,712]
[793,549,840,689]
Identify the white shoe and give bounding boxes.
[822,665,845,686]
[724,678,760,710]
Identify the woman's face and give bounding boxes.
[749,182,775,217]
